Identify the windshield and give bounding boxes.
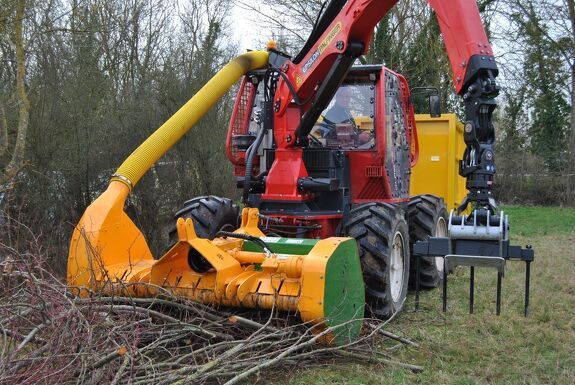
[311,81,376,150]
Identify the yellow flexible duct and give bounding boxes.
[69,51,269,289]
[112,50,269,189]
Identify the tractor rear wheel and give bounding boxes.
[343,203,410,319]
[168,196,239,272]
[407,194,448,289]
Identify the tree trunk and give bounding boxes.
[0,106,7,157]
[567,0,575,200]
[568,66,575,201]
[2,0,30,184]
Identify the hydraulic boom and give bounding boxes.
[264,0,499,213]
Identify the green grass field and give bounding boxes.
[272,206,575,385]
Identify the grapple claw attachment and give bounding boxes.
[413,208,534,316]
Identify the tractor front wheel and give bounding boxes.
[168,196,239,272]
[344,203,410,319]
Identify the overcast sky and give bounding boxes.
[230,1,270,52]
[227,1,523,91]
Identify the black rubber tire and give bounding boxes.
[407,194,449,289]
[168,196,239,272]
[343,202,410,319]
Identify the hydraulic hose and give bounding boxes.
[242,121,267,205]
[216,231,273,257]
[111,51,269,190]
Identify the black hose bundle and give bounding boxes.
[242,119,267,205]
[242,64,313,205]
[216,231,273,257]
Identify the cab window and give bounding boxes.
[311,80,376,150]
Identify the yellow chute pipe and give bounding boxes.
[112,50,269,190]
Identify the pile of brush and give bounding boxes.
[0,242,422,384]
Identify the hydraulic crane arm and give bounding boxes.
[427,0,500,213]
[268,0,499,212]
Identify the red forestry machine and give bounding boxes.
[68,0,534,343]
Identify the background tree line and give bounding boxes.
[0,0,573,270]
[0,0,238,269]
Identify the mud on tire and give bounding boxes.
[407,194,448,289]
[343,202,410,319]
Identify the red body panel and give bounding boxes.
[427,0,493,93]
[261,148,313,201]
[349,151,388,202]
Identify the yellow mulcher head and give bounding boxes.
[67,51,365,345]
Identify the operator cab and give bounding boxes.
[225,65,416,238]
[237,71,377,152]
[310,81,376,150]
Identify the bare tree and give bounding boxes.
[233,0,324,54]
[1,0,30,185]
[566,0,575,196]
[494,0,574,200]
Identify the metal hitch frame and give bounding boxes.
[413,209,534,316]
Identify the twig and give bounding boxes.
[90,346,128,370]
[223,319,350,385]
[335,350,424,373]
[367,323,420,348]
[1,327,47,346]
[16,322,48,351]
[82,304,226,340]
[110,354,130,385]
[228,315,282,333]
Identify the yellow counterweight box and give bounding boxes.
[410,114,468,212]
